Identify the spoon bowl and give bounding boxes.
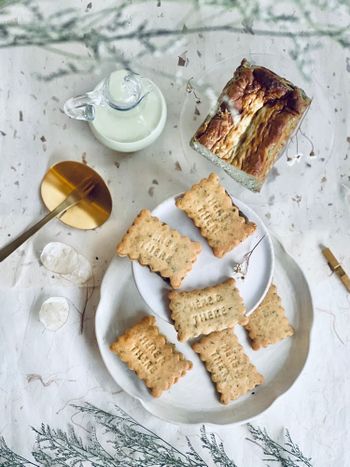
[41,161,112,230]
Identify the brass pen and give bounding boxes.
[322,247,350,293]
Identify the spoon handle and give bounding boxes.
[0,176,95,263]
[0,197,74,263]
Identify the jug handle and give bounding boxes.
[63,92,97,121]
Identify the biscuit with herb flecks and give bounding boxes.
[245,283,294,350]
[192,329,263,404]
[168,278,247,342]
[116,209,201,288]
[176,173,256,257]
[110,316,192,397]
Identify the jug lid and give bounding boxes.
[105,70,144,111]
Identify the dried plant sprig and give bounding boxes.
[0,436,38,467]
[232,235,265,279]
[199,426,238,467]
[246,424,313,467]
[0,403,312,466]
[186,77,202,104]
[71,403,192,466]
[0,0,349,81]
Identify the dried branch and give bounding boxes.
[0,0,348,81]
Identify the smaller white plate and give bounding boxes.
[133,194,274,320]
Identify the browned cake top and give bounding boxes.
[194,59,311,180]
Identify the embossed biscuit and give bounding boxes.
[192,329,264,404]
[110,316,192,397]
[245,283,294,350]
[169,278,247,341]
[116,209,201,288]
[176,173,256,257]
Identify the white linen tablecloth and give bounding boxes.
[0,1,349,465]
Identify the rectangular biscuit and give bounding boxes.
[245,283,294,350]
[110,316,192,397]
[192,329,263,404]
[176,173,256,257]
[116,209,201,288]
[168,278,247,341]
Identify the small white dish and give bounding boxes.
[95,236,313,425]
[133,193,274,320]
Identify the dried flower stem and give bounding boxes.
[233,235,266,278]
[0,403,311,466]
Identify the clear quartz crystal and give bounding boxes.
[39,297,69,331]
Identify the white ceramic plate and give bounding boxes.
[133,194,273,320]
[95,236,313,425]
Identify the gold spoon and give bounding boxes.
[0,160,112,262]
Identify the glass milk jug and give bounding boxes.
[63,70,167,152]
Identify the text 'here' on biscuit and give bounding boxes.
[176,173,256,257]
[169,278,247,341]
[110,316,192,398]
[192,329,264,404]
[116,209,201,288]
